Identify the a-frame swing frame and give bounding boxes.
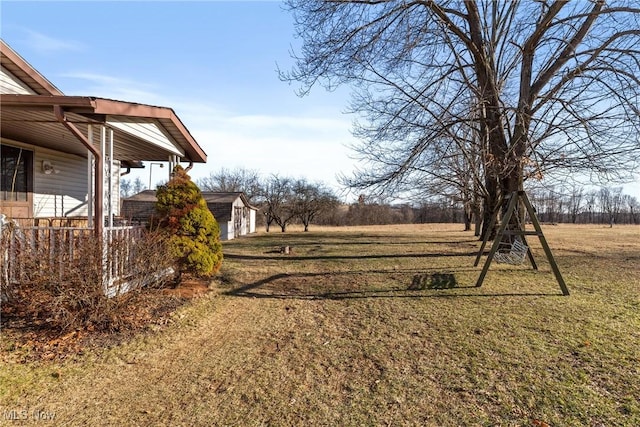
[474,190,570,296]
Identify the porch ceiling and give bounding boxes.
[0,95,207,163]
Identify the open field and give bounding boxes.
[1,223,639,426]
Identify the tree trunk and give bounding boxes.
[481,175,499,240]
[480,198,493,240]
[501,167,524,218]
[463,206,472,231]
[474,212,482,237]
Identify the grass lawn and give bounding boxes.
[1,223,639,426]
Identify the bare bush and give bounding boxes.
[4,230,176,332]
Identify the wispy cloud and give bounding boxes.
[226,114,348,132]
[22,29,84,54]
[183,110,358,189]
[162,98,351,134]
[151,95,359,185]
[61,72,167,105]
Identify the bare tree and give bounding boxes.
[197,167,262,203]
[120,178,133,199]
[292,179,339,231]
[283,1,640,235]
[133,177,145,194]
[259,175,297,232]
[585,189,598,224]
[599,186,625,226]
[411,128,485,233]
[566,185,584,224]
[627,195,639,225]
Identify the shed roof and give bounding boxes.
[202,192,256,209]
[123,190,158,202]
[122,190,255,223]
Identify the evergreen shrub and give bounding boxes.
[155,166,223,276]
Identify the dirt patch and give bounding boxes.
[162,276,211,298]
[0,275,212,362]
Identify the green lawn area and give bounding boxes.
[1,223,639,426]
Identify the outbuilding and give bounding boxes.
[121,190,257,241]
[202,192,257,241]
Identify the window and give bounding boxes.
[1,144,33,202]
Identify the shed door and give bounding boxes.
[0,144,34,220]
[234,206,243,237]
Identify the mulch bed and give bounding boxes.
[1,275,211,362]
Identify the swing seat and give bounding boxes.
[494,237,528,265]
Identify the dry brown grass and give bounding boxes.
[1,223,639,426]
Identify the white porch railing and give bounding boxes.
[1,223,146,295]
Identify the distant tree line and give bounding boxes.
[123,168,639,231]
[527,186,639,226]
[342,186,639,228]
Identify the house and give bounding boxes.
[202,192,257,240]
[121,191,257,241]
[0,39,207,293]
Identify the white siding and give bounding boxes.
[107,118,184,157]
[249,209,256,234]
[33,151,89,217]
[224,197,257,239]
[30,149,121,218]
[0,65,37,95]
[219,222,231,241]
[102,157,121,219]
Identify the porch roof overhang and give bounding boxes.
[0,94,207,163]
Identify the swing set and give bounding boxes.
[474,191,570,296]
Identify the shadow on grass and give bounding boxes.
[228,239,479,248]
[224,251,481,261]
[224,231,480,249]
[224,269,562,300]
[409,273,459,290]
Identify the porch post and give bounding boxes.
[87,125,94,228]
[109,128,114,227]
[101,125,113,292]
[103,126,114,229]
[168,155,174,178]
[53,105,102,238]
[94,129,103,238]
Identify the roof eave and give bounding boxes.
[1,94,207,163]
[0,40,64,96]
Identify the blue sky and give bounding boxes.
[1,1,639,201]
[1,0,358,198]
